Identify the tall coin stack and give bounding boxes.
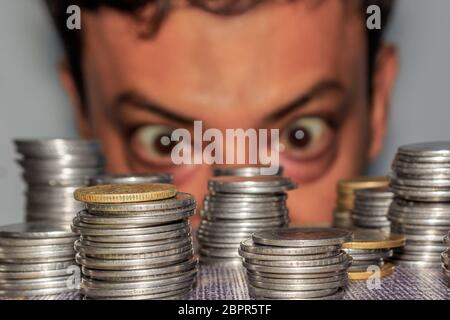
[89,173,172,186]
[0,223,78,298]
[72,184,198,300]
[15,139,104,224]
[342,230,405,280]
[333,177,389,229]
[442,231,450,282]
[240,228,353,300]
[213,165,283,177]
[352,187,394,232]
[389,142,450,268]
[198,176,296,264]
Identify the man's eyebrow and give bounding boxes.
[113,91,194,125]
[266,80,345,121]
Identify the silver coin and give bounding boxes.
[0,286,77,297]
[0,243,74,254]
[200,221,287,231]
[86,268,198,283]
[82,258,198,280]
[244,251,348,268]
[246,272,347,285]
[402,233,448,242]
[72,219,188,236]
[206,194,287,203]
[247,283,339,299]
[0,268,72,280]
[0,255,75,264]
[239,248,340,261]
[243,260,352,274]
[199,256,243,266]
[81,227,191,243]
[201,209,288,220]
[392,252,442,262]
[252,287,345,300]
[82,280,194,298]
[352,209,390,217]
[81,244,193,260]
[75,238,191,256]
[80,235,192,248]
[0,276,71,290]
[15,139,101,156]
[240,239,341,256]
[197,240,238,249]
[82,269,196,290]
[197,233,247,244]
[199,247,240,258]
[249,277,347,292]
[86,192,195,213]
[345,250,393,261]
[355,187,394,199]
[77,209,195,225]
[397,141,450,157]
[0,260,75,272]
[390,259,442,268]
[252,228,353,247]
[204,200,286,210]
[209,176,296,192]
[89,287,193,300]
[402,243,447,253]
[18,156,104,169]
[390,185,450,202]
[246,269,348,280]
[0,222,75,239]
[89,173,172,186]
[76,250,194,270]
[0,248,74,260]
[213,166,283,177]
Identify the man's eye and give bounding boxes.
[131,125,177,161]
[281,116,332,158]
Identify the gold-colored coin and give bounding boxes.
[338,176,389,193]
[348,263,395,280]
[342,230,405,250]
[74,184,177,204]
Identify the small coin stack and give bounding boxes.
[352,187,394,232]
[333,177,389,229]
[198,176,296,264]
[72,184,198,300]
[389,142,450,268]
[90,173,173,186]
[342,230,405,280]
[442,231,450,282]
[0,223,78,298]
[213,165,283,177]
[239,228,353,300]
[15,139,104,224]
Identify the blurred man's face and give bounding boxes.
[63,1,397,225]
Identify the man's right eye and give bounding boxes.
[130,125,177,164]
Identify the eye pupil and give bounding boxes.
[155,134,175,155]
[288,127,311,149]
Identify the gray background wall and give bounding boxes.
[0,0,449,225]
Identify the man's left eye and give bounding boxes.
[130,125,177,162]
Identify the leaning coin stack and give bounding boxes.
[240,228,353,300]
[0,223,78,298]
[72,184,198,300]
[352,187,394,233]
[389,142,450,268]
[15,139,104,224]
[342,230,405,280]
[442,231,450,282]
[198,176,296,264]
[90,173,172,186]
[213,165,283,177]
[333,177,389,229]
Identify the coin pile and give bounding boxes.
[239,228,353,300]
[352,187,394,232]
[442,231,450,282]
[342,230,405,280]
[0,223,78,298]
[72,184,198,300]
[333,177,389,229]
[15,139,104,224]
[213,165,283,177]
[389,142,450,268]
[90,173,172,186]
[198,176,296,264]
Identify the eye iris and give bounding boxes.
[154,133,175,155]
[288,126,311,149]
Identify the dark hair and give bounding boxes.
[44,0,395,104]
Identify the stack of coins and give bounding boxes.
[342,230,405,280]
[0,223,78,298]
[213,166,283,177]
[198,176,296,264]
[14,139,104,224]
[352,187,394,232]
[239,228,353,300]
[389,142,450,268]
[72,184,198,300]
[442,231,450,282]
[333,177,389,229]
[90,173,172,186]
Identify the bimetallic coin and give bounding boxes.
[252,228,353,247]
[342,231,405,249]
[74,184,177,203]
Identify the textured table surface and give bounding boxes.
[3,264,449,300]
